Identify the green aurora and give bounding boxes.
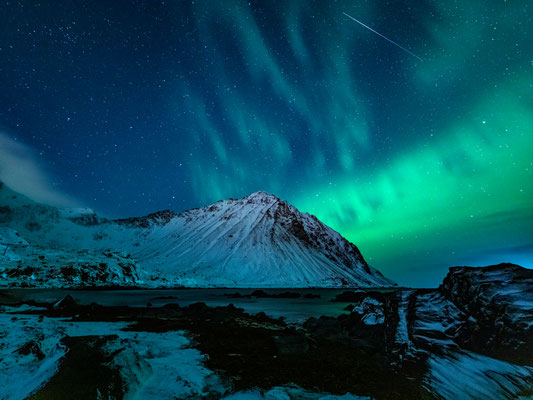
[1,0,531,286]
[185,1,533,285]
[295,77,533,286]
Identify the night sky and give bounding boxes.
[1,0,532,286]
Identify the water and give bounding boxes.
[2,288,398,323]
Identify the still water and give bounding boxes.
[3,288,398,324]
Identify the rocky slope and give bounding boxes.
[0,181,393,288]
[329,263,533,399]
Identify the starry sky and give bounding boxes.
[1,0,532,286]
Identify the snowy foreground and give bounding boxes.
[0,304,368,400]
[1,262,532,400]
[0,300,531,400]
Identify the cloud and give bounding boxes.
[0,132,77,207]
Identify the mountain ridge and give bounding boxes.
[0,181,394,288]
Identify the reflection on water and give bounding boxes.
[3,288,399,323]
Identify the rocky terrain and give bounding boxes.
[0,181,392,288]
[0,263,531,399]
[330,262,533,398]
[0,226,139,288]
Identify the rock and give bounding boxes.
[353,297,385,325]
[250,290,269,298]
[16,340,45,360]
[331,290,378,303]
[187,302,209,314]
[437,263,533,363]
[225,292,245,298]
[273,333,310,354]
[53,294,77,310]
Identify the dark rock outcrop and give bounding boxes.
[114,209,178,228]
[438,263,533,364]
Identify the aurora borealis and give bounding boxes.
[1,1,532,286]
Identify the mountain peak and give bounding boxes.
[247,190,279,199]
[244,191,281,204]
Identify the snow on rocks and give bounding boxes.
[0,242,141,288]
[440,263,533,331]
[221,386,370,400]
[0,226,28,253]
[437,264,533,364]
[352,297,385,325]
[410,291,465,350]
[342,264,533,398]
[53,294,77,309]
[0,307,66,400]
[0,305,374,400]
[109,331,226,399]
[424,350,533,400]
[0,307,225,399]
[394,290,414,355]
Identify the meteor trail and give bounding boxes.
[343,12,423,61]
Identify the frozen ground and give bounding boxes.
[0,305,224,399]
[0,305,371,400]
[1,263,532,399]
[0,305,65,400]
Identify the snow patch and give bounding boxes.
[0,308,226,399]
[424,350,533,400]
[353,297,385,325]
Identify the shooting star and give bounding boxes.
[343,12,423,62]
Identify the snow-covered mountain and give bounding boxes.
[0,182,393,288]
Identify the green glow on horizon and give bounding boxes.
[170,0,532,285]
[293,77,533,285]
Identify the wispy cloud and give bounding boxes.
[0,132,77,207]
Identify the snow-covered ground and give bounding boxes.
[0,305,65,400]
[424,350,533,400]
[0,305,225,399]
[0,305,372,399]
